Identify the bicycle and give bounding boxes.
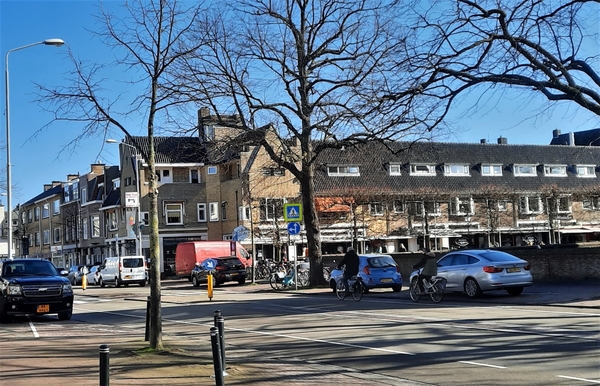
[335,274,364,301]
[270,264,308,290]
[409,273,446,303]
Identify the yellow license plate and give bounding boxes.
[507,268,521,273]
[125,275,132,279]
[381,278,393,283]
[37,305,50,313]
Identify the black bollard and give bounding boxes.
[144,296,151,341]
[99,344,110,386]
[210,327,225,386]
[216,316,226,373]
[213,310,221,327]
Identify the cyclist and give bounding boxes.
[337,246,359,294]
[412,248,438,293]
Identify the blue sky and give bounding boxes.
[1,0,598,204]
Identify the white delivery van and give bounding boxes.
[99,256,147,287]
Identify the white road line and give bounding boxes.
[459,360,506,369]
[557,375,600,384]
[28,320,39,338]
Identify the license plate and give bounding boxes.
[507,267,521,273]
[125,275,132,279]
[380,278,393,283]
[231,273,238,276]
[37,305,50,313]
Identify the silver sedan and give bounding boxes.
[410,249,533,298]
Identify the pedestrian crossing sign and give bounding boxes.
[284,203,303,222]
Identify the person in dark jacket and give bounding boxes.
[412,248,438,293]
[337,246,360,294]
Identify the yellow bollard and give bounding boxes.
[82,272,87,290]
[207,273,213,301]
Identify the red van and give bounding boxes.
[174,241,252,279]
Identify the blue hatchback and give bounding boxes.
[329,254,402,293]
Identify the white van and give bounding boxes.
[99,256,147,287]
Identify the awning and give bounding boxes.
[559,228,596,234]
[315,197,352,213]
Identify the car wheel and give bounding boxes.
[71,278,77,286]
[58,309,73,321]
[464,277,482,298]
[115,277,121,288]
[99,278,105,288]
[363,287,370,294]
[330,279,337,293]
[506,287,523,296]
[392,285,402,292]
[0,309,9,323]
[238,277,246,285]
[192,275,200,287]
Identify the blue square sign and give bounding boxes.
[284,203,303,222]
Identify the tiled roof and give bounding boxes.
[24,184,62,205]
[102,187,120,208]
[550,128,600,146]
[126,136,239,164]
[314,141,600,196]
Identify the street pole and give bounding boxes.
[4,39,64,260]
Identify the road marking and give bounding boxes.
[28,320,39,338]
[459,360,506,369]
[557,375,600,384]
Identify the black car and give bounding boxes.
[0,259,74,322]
[191,256,247,287]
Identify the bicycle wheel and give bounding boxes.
[298,271,309,287]
[335,279,346,300]
[430,282,444,303]
[323,266,332,282]
[269,274,282,290]
[352,281,364,301]
[409,278,420,302]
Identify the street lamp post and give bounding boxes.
[5,39,65,260]
[107,139,143,256]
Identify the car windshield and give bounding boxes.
[367,256,397,268]
[2,261,58,277]
[218,258,242,266]
[123,258,144,268]
[479,251,521,262]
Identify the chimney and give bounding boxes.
[497,136,508,145]
[43,184,53,191]
[52,180,62,187]
[552,129,561,138]
[480,139,487,144]
[90,164,105,175]
[67,174,79,181]
[569,132,575,146]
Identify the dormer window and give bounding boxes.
[388,164,401,176]
[544,165,567,177]
[575,165,596,178]
[410,164,436,176]
[444,164,470,176]
[327,165,360,176]
[481,164,502,176]
[513,164,537,176]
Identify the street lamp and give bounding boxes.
[107,139,143,256]
[5,39,65,260]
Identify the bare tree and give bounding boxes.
[404,0,600,120]
[177,0,438,285]
[34,0,209,350]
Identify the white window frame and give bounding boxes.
[72,181,79,200]
[209,202,219,222]
[393,200,404,213]
[34,207,40,221]
[112,178,120,188]
[513,164,537,176]
[388,164,401,176]
[583,196,600,210]
[207,166,217,175]
[91,215,101,238]
[43,230,50,245]
[444,164,470,176]
[544,165,567,177]
[327,165,360,176]
[197,203,207,222]
[557,196,571,213]
[53,199,60,215]
[575,165,596,178]
[42,203,50,219]
[190,169,200,183]
[165,203,183,225]
[109,211,118,231]
[409,164,436,176]
[481,164,503,176]
[519,196,543,214]
[450,197,474,216]
[239,206,251,221]
[369,202,384,216]
[53,228,60,243]
[262,198,285,221]
[497,200,508,212]
[410,201,441,216]
[156,168,173,183]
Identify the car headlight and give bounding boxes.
[63,283,73,293]
[7,284,23,296]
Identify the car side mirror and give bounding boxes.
[60,270,69,276]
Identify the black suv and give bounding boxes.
[191,256,247,287]
[0,259,74,322]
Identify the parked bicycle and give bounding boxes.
[335,274,364,301]
[409,272,446,303]
[269,263,309,290]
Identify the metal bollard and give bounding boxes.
[216,316,227,374]
[99,344,110,386]
[210,327,225,386]
[213,310,221,327]
[144,296,151,341]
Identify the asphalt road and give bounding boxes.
[3,281,599,385]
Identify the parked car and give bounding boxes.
[409,249,533,298]
[99,256,147,287]
[191,256,247,287]
[329,254,402,293]
[85,265,101,285]
[67,265,87,286]
[0,258,74,322]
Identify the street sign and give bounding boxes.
[287,222,301,235]
[125,192,139,208]
[202,259,217,270]
[232,225,250,241]
[284,203,303,222]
